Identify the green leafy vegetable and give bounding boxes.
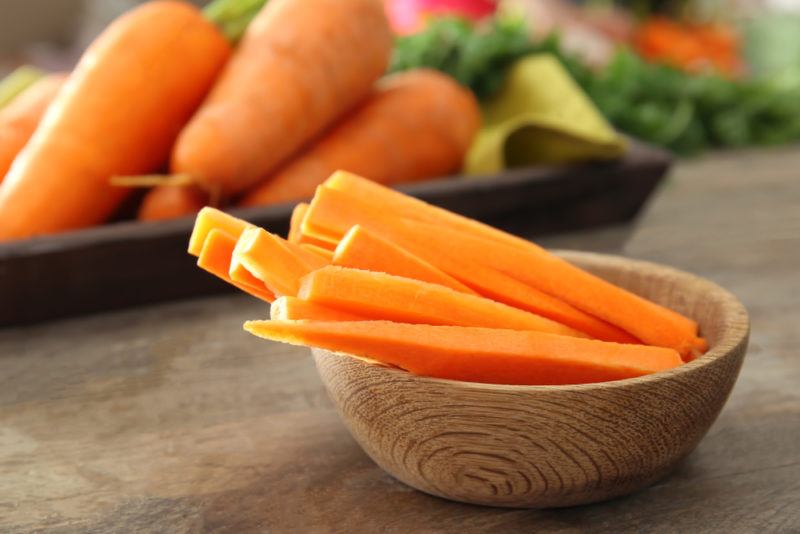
[204,0,267,43]
[391,16,800,155]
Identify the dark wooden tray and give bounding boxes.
[0,141,671,327]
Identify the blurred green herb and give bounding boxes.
[391,16,800,155]
[204,0,267,43]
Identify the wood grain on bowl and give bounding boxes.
[313,251,749,508]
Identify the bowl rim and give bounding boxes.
[313,250,750,392]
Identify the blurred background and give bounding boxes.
[4,0,800,158]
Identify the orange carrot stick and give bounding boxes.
[231,226,325,297]
[172,0,393,197]
[288,203,309,243]
[138,185,208,222]
[0,73,66,183]
[198,229,275,302]
[245,320,684,385]
[333,225,477,295]
[303,187,639,343]
[239,69,480,206]
[270,296,365,321]
[0,1,230,241]
[299,266,583,337]
[188,207,250,256]
[300,243,334,261]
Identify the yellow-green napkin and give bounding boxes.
[465,54,626,175]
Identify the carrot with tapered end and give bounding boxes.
[172,0,393,197]
[333,225,477,295]
[299,266,584,337]
[322,173,706,355]
[302,187,639,343]
[138,185,208,221]
[0,73,66,182]
[239,69,480,206]
[271,296,365,321]
[245,320,684,385]
[189,207,250,256]
[198,229,275,302]
[0,1,231,241]
[231,226,326,297]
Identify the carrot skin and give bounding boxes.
[0,73,66,182]
[239,69,480,206]
[0,1,230,241]
[138,185,208,221]
[270,296,366,321]
[173,0,393,196]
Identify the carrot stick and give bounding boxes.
[0,1,231,241]
[245,320,684,385]
[0,73,66,182]
[138,185,208,221]
[172,0,393,197]
[300,244,334,261]
[333,225,477,295]
[188,207,250,256]
[198,229,275,302]
[303,187,639,343]
[288,203,309,243]
[239,69,480,206]
[299,266,584,337]
[231,226,325,297]
[270,296,365,321]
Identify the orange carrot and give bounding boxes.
[288,202,309,243]
[198,229,275,302]
[270,296,365,321]
[138,185,208,221]
[303,186,640,343]
[188,207,250,256]
[0,1,230,241]
[299,266,584,337]
[239,69,480,206]
[245,320,684,385]
[0,73,66,182]
[231,226,326,297]
[333,225,477,295]
[172,0,393,197]
[305,182,704,355]
[300,243,334,261]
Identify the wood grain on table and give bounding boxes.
[1,148,799,533]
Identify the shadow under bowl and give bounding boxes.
[312,250,750,508]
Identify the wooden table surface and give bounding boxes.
[2,149,798,533]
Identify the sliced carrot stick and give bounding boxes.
[245,320,684,385]
[172,0,393,197]
[0,2,230,240]
[288,203,308,243]
[299,266,584,337]
[270,296,365,321]
[303,187,639,343]
[333,225,477,295]
[0,73,66,183]
[198,229,274,302]
[231,226,324,297]
[188,207,250,256]
[138,185,208,221]
[305,186,703,355]
[239,69,480,206]
[300,243,334,261]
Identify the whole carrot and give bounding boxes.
[0,1,230,241]
[240,69,480,206]
[172,0,393,198]
[0,73,66,183]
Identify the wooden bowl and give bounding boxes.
[312,251,749,508]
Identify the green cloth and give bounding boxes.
[465,54,626,175]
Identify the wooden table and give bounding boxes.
[2,148,798,533]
